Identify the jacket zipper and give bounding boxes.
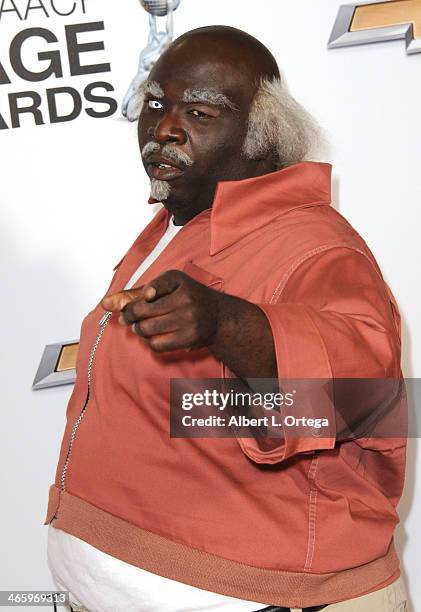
[59,311,112,491]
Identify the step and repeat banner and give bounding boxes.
[0,1,117,130]
[1,0,420,608]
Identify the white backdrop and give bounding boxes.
[1,1,420,610]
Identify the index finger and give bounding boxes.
[101,286,145,313]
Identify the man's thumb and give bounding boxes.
[101,287,144,312]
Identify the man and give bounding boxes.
[45,26,408,612]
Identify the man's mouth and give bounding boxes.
[146,157,185,181]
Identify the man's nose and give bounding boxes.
[151,112,187,145]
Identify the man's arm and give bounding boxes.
[102,247,402,464]
[239,247,403,463]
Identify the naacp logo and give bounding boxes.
[329,0,421,55]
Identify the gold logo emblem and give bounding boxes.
[329,0,421,54]
[33,341,78,389]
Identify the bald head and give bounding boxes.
[169,25,280,85]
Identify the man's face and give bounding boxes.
[137,41,259,224]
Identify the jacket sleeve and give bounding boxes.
[236,246,402,464]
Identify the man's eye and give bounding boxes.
[189,109,210,118]
[147,100,163,110]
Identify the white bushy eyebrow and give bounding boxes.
[139,80,164,98]
[182,87,239,111]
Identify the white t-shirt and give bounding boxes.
[123,216,183,290]
[48,217,266,612]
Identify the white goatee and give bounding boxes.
[150,178,171,201]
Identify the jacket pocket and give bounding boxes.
[182,261,224,291]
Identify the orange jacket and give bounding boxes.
[45,162,406,608]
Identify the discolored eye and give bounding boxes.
[189,109,209,118]
[148,100,163,110]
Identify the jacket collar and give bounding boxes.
[209,161,332,255]
[149,161,332,256]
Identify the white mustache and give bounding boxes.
[142,142,194,167]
